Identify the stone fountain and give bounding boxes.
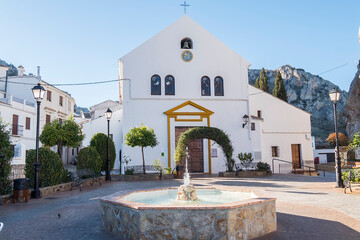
[100,148,277,239]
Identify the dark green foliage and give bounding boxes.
[76,147,102,174]
[125,125,158,174]
[273,71,288,102]
[0,119,14,195]
[237,153,253,170]
[40,118,84,159]
[257,162,271,171]
[25,148,65,187]
[254,77,260,88]
[90,133,116,172]
[174,127,235,172]
[259,68,269,92]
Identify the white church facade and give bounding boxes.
[83,16,313,174]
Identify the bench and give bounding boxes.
[69,169,102,191]
[124,165,162,175]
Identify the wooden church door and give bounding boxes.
[175,127,204,172]
[291,144,301,169]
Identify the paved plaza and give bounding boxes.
[1,174,360,239]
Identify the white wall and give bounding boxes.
[249,85,314,173]
[314,149,334,164]
[82,109,123,171]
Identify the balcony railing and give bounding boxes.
[10,124,24,136]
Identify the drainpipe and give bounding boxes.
[4,70,8,98]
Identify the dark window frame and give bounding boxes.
[271,146,279,157]
[214,76,224,96]
[59,96,63,106]
[25,117,31,130]
[251,122,255,131]
[47,90,52,102]
[151,75,161,95]
[165,75,175,95]
[201,76,211,96]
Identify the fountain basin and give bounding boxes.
[100,187,276,239]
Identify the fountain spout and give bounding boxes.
[176,148,197,201]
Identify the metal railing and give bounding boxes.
[272,158,332,177]
[10,124,24,136]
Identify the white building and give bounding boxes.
[0,65,77,172]
[83,16,313,174]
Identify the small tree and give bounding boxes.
[125,125,158,174]
[348,132,360,150]
[259,68,269,92]
[237,152,254,170]
[25,147,65,187]
[90,133,116,172]
[0,119,14,195]
[40,117,84,159]
[326,132,349,147]
[254,77,260,88]
[273,71,288,102]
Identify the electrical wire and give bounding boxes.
[0,78,130,87]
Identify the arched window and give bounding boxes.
[201,76,211,96]
[151,75,161,95]
[165,75,175,95]
[214,76,224,96]
[181,38,193,49]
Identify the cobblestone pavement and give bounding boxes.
[0,174,359,240]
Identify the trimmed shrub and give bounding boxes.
[25,147,65,188]
[174,126,234,172]
[257,162,271,172]
[90,133,116,172]
[0,119,14,195]
[76,147,102,174]
[326,132,349,147]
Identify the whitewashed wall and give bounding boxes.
[119,16,252,173]
[249,85,314,173]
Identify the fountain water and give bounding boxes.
[176,148,197,201]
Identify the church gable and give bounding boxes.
[164,101,214,116]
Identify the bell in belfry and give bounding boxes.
[182,40,190,49]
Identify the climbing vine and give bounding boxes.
[174,127,235,172]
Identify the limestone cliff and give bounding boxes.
[343,61,360,138]
[249,65,348,140]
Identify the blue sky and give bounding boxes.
[1,0,359,107]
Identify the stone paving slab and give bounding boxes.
[0,174,359,240]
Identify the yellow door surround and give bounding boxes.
[164,101,214,173]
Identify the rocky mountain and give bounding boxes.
[248,65,348,143]
[344,61,360,138]
[0,59,18,76]
[74,105,90,115]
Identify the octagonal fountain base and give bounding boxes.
[100,187,276,240]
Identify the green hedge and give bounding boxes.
[0,120,14,195]
[90,133,116,171]
[174,126,234,172]
[25,147,66,188]
[76,146,102,174]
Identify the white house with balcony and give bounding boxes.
[0,64,77,175]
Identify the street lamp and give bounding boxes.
[329,88,343,188]
[105,108,112,181]
[242,114,249,128]
[31,83,46,198]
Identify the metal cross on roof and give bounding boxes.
[180,1,190,14]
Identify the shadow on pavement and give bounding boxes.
[255,212,360,240]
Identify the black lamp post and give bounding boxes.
[329,88,343,188]
[105,108,112,181]
[31,83,46,198]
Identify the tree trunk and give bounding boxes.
[141,146,146,174]
[57,143,63,161]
